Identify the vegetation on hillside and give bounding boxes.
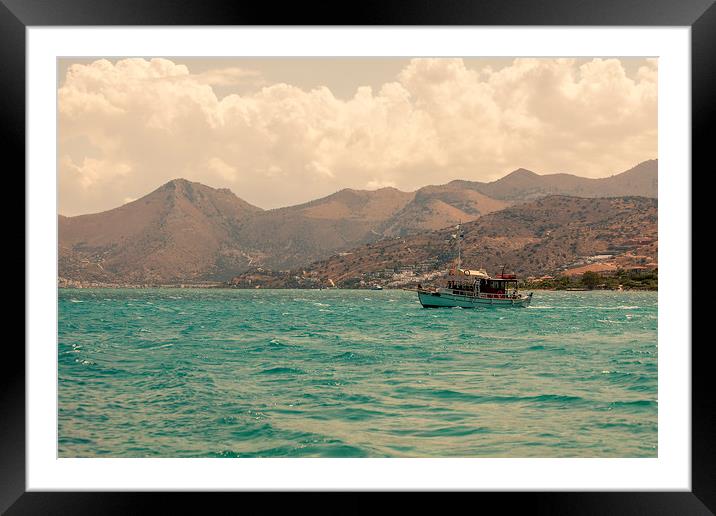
[521,269,658,291]
[283,196,657,285]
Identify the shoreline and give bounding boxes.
[58,285,657,292]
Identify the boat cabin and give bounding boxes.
[444,269,519,298]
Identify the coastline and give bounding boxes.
[57,284,656,291]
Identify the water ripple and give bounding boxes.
[58,288,657,458]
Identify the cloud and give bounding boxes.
[207,157,238,181]
[61,156,132,189]
[58,57,657,215]
[193,67,265,87]
[366,179,397,189]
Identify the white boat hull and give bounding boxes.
[418,290,532,308]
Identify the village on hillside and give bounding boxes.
[222,226,658,292]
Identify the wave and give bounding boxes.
[414,425,492,438]
[398,387,589,406]
[259,366,306,375]
[608,399,657,409]
[145,343,175,351]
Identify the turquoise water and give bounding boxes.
[58,289,657,457]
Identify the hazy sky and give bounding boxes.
[58,57,657,216]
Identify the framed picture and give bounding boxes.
[8,0,709,511]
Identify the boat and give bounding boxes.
[416,223,532,308]
[417,269,532,308]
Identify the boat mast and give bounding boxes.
[457,221,462,270]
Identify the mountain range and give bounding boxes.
[58,159,657,285]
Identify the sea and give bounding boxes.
[58,288,657,458]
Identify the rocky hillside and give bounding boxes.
[230,187,415,269]
[378,183,510,237]
[59,179,263,284]
[234,196,657,287]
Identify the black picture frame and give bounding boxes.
[5,0,710,512]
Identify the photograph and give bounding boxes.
[57,56,658,459]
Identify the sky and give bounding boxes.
[58,57,657,216]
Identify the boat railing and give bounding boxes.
[477,292,521,299]
[448,290,519,299]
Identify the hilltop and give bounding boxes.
[59,179,262,284]
[473,160,658,201]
